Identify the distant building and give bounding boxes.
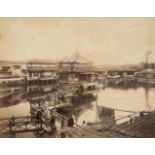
[0,61,27,85]
[58,52,94,83]
[0,52,106,87]
[26,60,57,85]
[106,67,138,79]
[58,61,93,83]
[136,69,155,84]
[58,61,92,72]
[0,61,26,77]
[137,69,155,79]
[58,51,93,72]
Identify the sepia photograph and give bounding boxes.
[0,17,155,138]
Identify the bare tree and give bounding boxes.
[145,51,151,69]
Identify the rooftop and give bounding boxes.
[27,59,57,64]
[141,68,155,74]
[59,51,93,64]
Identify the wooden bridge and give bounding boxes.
[1,103,155,138]
[0,116,43,137]
[53,108,155,138]
[0,103,72,137]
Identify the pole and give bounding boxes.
[95,94,98,122]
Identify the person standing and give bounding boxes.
[36,110,42,128]
[67,115,74,127]
[61,118,65,128]
[50,115,56,132]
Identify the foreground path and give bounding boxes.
[58,111,155,138]
[113,111,155,138]
[1,110,155,138]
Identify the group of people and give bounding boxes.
[31,92,76,137]
[35,108,75,132]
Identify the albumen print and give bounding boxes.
[0,18,155,138]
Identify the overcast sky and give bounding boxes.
[0,17,155,66]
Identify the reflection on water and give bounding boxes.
[97,106,114,122]
[74,86,155,125]
[0,84,155,136]
[98,87,155,111]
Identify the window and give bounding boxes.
[34,72,38,76]
[13,65,21,69]
[2,66,10,71]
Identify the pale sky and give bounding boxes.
[0,17,155,66]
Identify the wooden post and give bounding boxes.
[25,117,28,129]
[40,119,43,129]
[9,120,12,133]
[9,116,15,133]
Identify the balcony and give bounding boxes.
[27,66,57,72]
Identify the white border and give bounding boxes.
[0,0,155,155]
[1,138,155,155]
[0,0,155,17]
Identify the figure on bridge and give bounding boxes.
[50,115,56,132]
[36,110,43,128]
[9,116,15,132]
[67,115,74,127]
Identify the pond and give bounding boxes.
[73,86,155,125]
[0,85,155,137]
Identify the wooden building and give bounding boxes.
[58,58,93,83]
[107,68,138,79]
[27,60,58,85]
[0,61,27,85]
[137,69,155,79]
[136,69,155,84]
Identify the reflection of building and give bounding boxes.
[27,60,58,85]
[144,87,151,110]
[72,90,97,105]
[97,105,115,127]
[26,84,57,94]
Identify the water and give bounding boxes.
[0,101,30,118]
[74,86,155,125]
[98,87,155,111]
[0,85,155,136]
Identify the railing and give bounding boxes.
[113,108,150,125]
[27,67,57,71]
[0,115,43,136]
[27,77,57,81]
[51,109,81,129]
